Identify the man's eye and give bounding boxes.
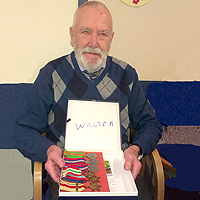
[82,31,89,34]
[98,32,108,40]
[99,32,106,36]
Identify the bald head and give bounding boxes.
[72,1,113,32]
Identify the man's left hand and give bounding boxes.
[123,145,142,180]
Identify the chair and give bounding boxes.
[140,149,165,200]
[146,81,200,198]
[33,147,165,200]
[34,161,43,200]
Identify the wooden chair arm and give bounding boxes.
[34,161,43,200]
[140,148,165,200]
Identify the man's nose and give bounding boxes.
[89,33,98,47]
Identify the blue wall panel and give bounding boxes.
[78,0,88,7]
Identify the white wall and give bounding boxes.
[0,0,76,83]
[98,0,200,81]
[0,0,200,82]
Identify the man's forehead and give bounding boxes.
[75,6,112,30]
[78,5,109,15]
[77,6,111,21]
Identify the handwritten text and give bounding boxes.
[75,121,114,130]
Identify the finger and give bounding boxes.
[124,157,132,171]
[45,145,65,183]
[123,146,142,180]
[123,148,135,171]
[131,160,142,180]
[48,150,65,168]
[45,159,61,183]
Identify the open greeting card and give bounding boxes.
[58,100,138,200]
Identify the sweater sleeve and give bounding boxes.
[128,68,163,157]
[13,65,55,162]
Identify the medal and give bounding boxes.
[88,165,99,173]
[86,153,97,159]
[87,158,99,165]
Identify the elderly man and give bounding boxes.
[14,1,162,199]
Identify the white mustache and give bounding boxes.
[81,47,103,57]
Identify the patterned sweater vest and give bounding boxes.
[45,51,138,149]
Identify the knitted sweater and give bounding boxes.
[14,51,162,162]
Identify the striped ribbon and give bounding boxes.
[60,179,85,192]
[62,175,86,183]
[62,167,82,177]
[63,150,85,158]
[61,167,86,183]
[64,157,86,165]
[61,150,88,191]
[65,164,88,173]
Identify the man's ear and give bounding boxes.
[111,31,114,43]
[69,27,74,47]
[108,31,115,51]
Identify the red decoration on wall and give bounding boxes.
[122,0,150,7]
[133,0,140,4]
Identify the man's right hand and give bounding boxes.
[45,145,65,183]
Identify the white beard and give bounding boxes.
[74,46,108,73]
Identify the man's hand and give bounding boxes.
[45,145,65,183]
[123,145,142,180]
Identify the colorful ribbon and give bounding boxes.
[60,179,85,192]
